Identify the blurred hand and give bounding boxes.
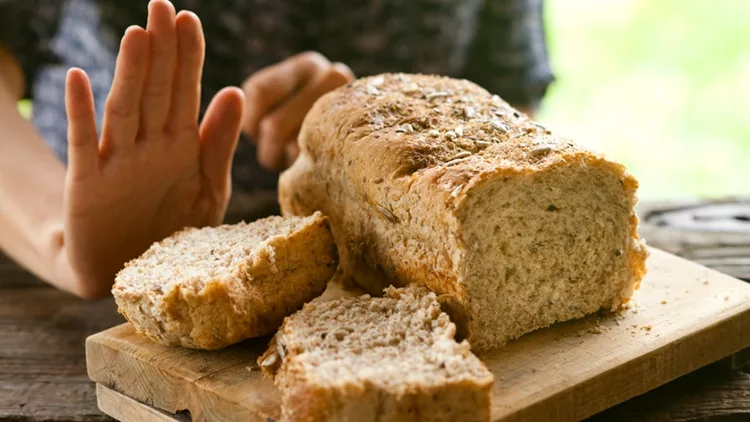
[241,52,354,170]
[63,0,244,297]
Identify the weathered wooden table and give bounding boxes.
[1,198,749,421]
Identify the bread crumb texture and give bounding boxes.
[279,73,649,350]
[260,286,494,422]
[112,212,338,350]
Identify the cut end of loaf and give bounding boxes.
[456,152,648,349]
[112,212,338,349]
[260,286,493,421]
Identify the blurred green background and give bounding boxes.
[539,0,750,199]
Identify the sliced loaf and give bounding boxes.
[279,73,649,350]
[112,212,337,350]
[259,286,494,422]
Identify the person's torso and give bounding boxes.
[33,0,486,192]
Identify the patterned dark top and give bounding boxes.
[1,0,554,193]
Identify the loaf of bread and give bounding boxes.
[259,286,494,422]
[279,74,649,351]
[112,213,337,350]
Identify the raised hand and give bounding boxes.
[63,0,244,298]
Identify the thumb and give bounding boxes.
[199,86,245,201]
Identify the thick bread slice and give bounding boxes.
[279,73,649,350]
[112,212,338,350]
[259,286,494,422]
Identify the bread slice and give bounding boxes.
[112,212,338,350]
[259,286,494,422]
[279,73,649,350]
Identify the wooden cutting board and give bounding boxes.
[86,248,750,422]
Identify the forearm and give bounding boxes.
[0,56,75,293]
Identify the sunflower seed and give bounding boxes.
[260,353,279,367]
[449,151,472,160]
[531,144,556,156]
[377,205,398,223]
[403,83,420,93]
[366,84,380,95]
[426,91,450,101]
[276,338,286,360]
[474,140,492,146]
[445,130,457,140]
[428,130,440,138]
[395,123,414,133]
[373,177,384,184]
[491,119,509,133]
[455,125,463,137]
[463,107,476,119]
[445,157,469,166]
[533,122,549,132]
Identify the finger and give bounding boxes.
[140,0,177,137]
[331,62,355,83]
[257,64,351,170]
[241,51,331,140]
[169,10,205,131]
[284,140,300,168]
[65,68,99,178]
[199,87,244,200]
[101,26,149,153]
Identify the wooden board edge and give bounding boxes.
[86,332,274,422]
[97,384,187,422]
[501,301,750,421]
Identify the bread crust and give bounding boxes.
[279,74,648,350]
[112,213,338,350]
[259,287,494,422]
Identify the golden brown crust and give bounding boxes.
[280,73,648,350]
[259,287,493,422]
[112,214,338,350]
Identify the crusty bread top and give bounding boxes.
[263,286,493,391]
[114,212,327,294]
[299,73,638,204]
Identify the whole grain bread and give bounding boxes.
[279,73,649,351]
[259,286,494,422]
[112,212,338,350]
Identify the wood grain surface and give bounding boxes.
[3,198,750,422]
[85,249,750,422]
[0,253,123,421]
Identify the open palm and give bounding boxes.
[63,0,244,298]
